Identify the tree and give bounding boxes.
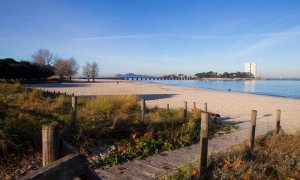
[54,57,78,82]
[0,58,53,81]
[65,57,78,82]
[82,62,91,82]
[90,62,99,82]
[32,48,55,80]
[32,48,54,66]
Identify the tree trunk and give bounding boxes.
[69,76,72,82]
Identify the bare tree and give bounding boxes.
[54,57,78,82]
[65,57,78,82]
[82,62,91,82]
[90,62,99,82]
[32,48,54,66]
[54,58,66,81]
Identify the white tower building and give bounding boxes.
[244,62,257,77]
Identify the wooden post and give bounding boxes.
[204,103,207,112]
[141,99,145,125]
[42,124,60,167]
[275,109,281,134]
[199,112,209,177]
[249,110,257,150]
[167,104,169,111]
[193,102,196,111]
[71,95,77,126]
[184,101,188,122]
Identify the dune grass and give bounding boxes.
[205,131,300,179]
[0,83,237,179]
[168,131,300,179]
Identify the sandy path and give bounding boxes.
[27,80,300,154]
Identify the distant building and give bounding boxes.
[244,62,257,77]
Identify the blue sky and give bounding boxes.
[1,0,300,77]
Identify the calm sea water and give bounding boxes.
[146,79,300,99]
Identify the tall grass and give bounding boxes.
[0,83,236,178]
[207,131,300,179]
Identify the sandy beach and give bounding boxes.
[27,80,300,154]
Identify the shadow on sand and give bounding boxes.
[25,83,91,88]
[137,94,177,101]
[217,116,249,126]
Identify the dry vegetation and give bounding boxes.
[170,131,300,179]
[0,83,236,179]
[206,131,300,179]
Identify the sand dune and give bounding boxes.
[27,79,300,153]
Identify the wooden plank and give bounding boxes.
[163,149,196,163]
[140,156,177,172]
[97,165,139,180]
[96,167,121,179]
[108,164,151,180]
[20,154,89,180]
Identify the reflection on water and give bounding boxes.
[244,80,256,93]
[148,79,300,99]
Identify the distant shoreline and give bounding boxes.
[193,77,268,81]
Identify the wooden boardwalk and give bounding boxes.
[94,116,278,179]
[94,128,245,179]
[95,144,199,179]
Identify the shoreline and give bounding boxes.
[26,79,300,101]
[146,80,300,100]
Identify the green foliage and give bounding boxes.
[0,58,55,81]
[195,71,254,79]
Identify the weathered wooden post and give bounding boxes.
[141,99,145,125]
[184,101,188,122]
[193,102,197,111]
[249,110,257,150]
[275,109,281,134]
[167,104,170,111]
[199,112,209,177]
[42,124,60,167]
[204,103,207,112]
[71,95,77,126]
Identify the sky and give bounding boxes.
[1,0,300,77]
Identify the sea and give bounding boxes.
[146,79,300,99]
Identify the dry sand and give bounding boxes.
[27,79,300,154]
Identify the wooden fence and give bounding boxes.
[21,91,283,179]
[20,123,99,180]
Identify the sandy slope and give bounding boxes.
[27,80,300,153]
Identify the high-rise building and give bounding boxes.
[244,62,257,77]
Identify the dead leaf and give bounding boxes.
[243,173,251,180]
[223,159,231,170]
[130,133,137,139]
[191,167,199,176]
[233,158,242,170]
